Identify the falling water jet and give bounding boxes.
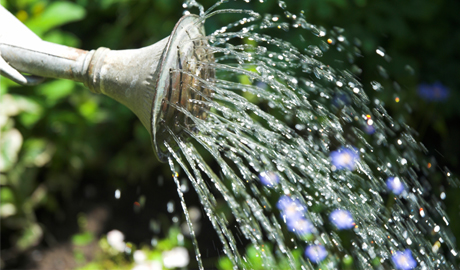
[166,3,459,269]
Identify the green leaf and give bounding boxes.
[343,254,353,266]
[78,99,98,121]
[0,187,15,203]
[22,138,54,167]
[1,94,42,117]
[218,256,233,270]
[245,245,263,269]
[15,0,36,9]
[25,2,86,36]
[0,129,23,172]
[371,256,380,266]
[0,0,7,8]
[0,203,17,218]
[37,80,75,106]
[72,231,94,246]
[238,75,252,86]
[76,262,102,270]
[73,249,85,263]
[1,94,43,127]
[17,223,43,250]
[43,30,81,49]
[19,112,42,128]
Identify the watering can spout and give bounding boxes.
[0,5,214,162]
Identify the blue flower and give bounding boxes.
[332,93,351,108]
[286,217,314,235]
[305,245,327,263]
[259,171,279,187]
[417,82,449,102]
[363,124,376,135]
[329,209,355,230]
[330,147,360,171]
[386,177,405,195]
[255,81,268,90]
[277,196,306,221]
[392,249,417,270]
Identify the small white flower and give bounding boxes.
[133,250,147,264]
[131,261,162,270]
[107,230,125,252]
[162,247,189,268]
[131,265,150,270]
[188,206,201,222]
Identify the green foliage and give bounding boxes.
[25,1,86,36]
[71,224,186,269]
[1,0,459,268]
[36,80,75,106]
[72,232,94,246]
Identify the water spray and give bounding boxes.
[0,5,214,162]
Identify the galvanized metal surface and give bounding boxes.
[0,5,45,85]
[0,4,168,134]
[152,15,213,161]
[0,6,213,162]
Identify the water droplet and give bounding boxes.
[256,46,267,55]
[167,201,175,213]
[440,192,446,200]
[278,0,287,9]
[377,65,388,79]
[371,81,383,91]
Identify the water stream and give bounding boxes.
[161,1,458,269]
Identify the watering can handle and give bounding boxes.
[0,5,96,86]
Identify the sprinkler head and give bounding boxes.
[152,15,214,162]
[80,15,214,162]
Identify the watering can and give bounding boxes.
[0,5,214,162]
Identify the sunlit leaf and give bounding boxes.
[43,30,81,48]
[0,0,8,9]
[0,187,17,217]
[0,203,17,218]
[0,94,41,117]
[0,187,15,203]
[0,129,23,172]
[72,231,94,246]
[37,80,75,106]
[75,262,101,270]
[17,223,42,250]
[218,256,233,270]
[245,245,263,268]
[25,2,86,35]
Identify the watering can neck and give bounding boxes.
[0,38,167,131]
[0,4,168,133]
[0,4,95,85]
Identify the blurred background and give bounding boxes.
[1,0,459,269]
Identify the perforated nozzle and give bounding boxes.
[152,15,214,162]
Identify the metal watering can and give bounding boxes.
[0,5,214,162]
